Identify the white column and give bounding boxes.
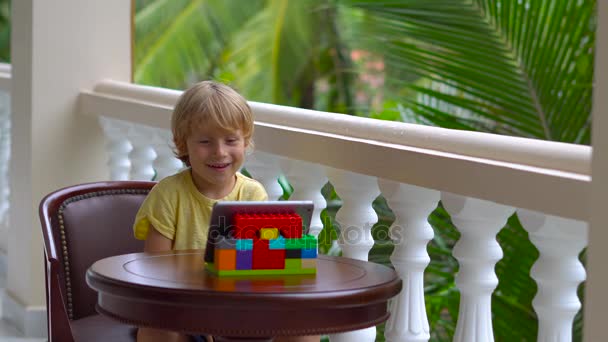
[518,210,587,342]
[128,124,157,181]
[584,0,608,340]
[7,1,131,337]
[245,151,284,200]
[0,92,9,253]
[442,193,514,342]
[327,168,380,342]
[379,180,439,342]
[99,116,132,180]
[280,159,327,237]
[152,128,183,180]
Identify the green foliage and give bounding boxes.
[0,0,9,63]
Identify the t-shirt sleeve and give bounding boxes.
[133,182,177,241]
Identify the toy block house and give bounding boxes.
[206,211,318,276]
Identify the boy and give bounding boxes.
[134,81,318,342]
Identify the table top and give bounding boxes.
[86,250,402,337]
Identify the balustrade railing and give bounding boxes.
[80,80,591,342]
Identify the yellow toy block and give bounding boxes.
[301,258,317,269]
[259,228,279,240]
[215,249,236,270]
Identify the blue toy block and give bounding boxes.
[301,248,317,259]
[236,250,253,270]
[269,236,286,250]
[236,239,253,250]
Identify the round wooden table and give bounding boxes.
[86,251,402,341]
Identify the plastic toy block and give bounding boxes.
[253,240,285,269]
[236,239,253,250]
[236,250,252,270]
[277,213,303,239]
[285,258,301,269]
[285,239,306,249]
[260,228,279,240]
[234,213,259,239]
[269,236,286,250]
[206,263,316,276]
[301,258,317,269]
[215,249,236,270]
[302,235,317,249]
[285,249,301,258]
[216,237,237,250]
[301,248,317,259]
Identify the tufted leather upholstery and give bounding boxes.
[39,181,156,342]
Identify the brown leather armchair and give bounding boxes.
[39,181,156,342]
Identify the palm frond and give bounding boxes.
[134,0,265,89]
[338,0,595,144]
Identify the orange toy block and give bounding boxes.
[215,249,237,270]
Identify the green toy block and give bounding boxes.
[285,238,306,249]
[302,234,317,249]
[284,258,301,270]
[206,263,316,276]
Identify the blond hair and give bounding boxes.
[171,81,254,165]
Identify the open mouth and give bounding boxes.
[207,162,231,170]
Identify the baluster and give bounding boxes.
[441,193,515,342]
[152,128,183,180]
[245,151,284,200]
[280,159,327,237]
[518,209,587,342]
[327,168,380,342]
[127,124,157,181]
[99,116,132,180]
[379,180,439,342]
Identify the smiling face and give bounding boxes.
[186,124,248,199]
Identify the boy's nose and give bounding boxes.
[214,143,228,156]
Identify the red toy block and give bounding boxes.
[277,213,302,238]
[252,240,285,269]
[234,213,258,239]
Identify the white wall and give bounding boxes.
[584,0,608,340]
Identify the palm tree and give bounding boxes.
[134,1,596,340]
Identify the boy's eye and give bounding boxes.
[198,140,209,144]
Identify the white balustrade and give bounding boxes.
[127,124,157,181]
[0,91,10,252]
[99,116,132,180]
[280,159,327,237]
[379,180,439,342]
[326,167,380,261]
[245,151,284,200]
[518,209,587,342]
[152,128,183,180]
[327,168,380,342]
[442,193,515,342]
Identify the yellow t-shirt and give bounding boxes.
[133,169,268,250]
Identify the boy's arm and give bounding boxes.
[144,225,173,252]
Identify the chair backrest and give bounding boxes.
[39,181,156,341]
